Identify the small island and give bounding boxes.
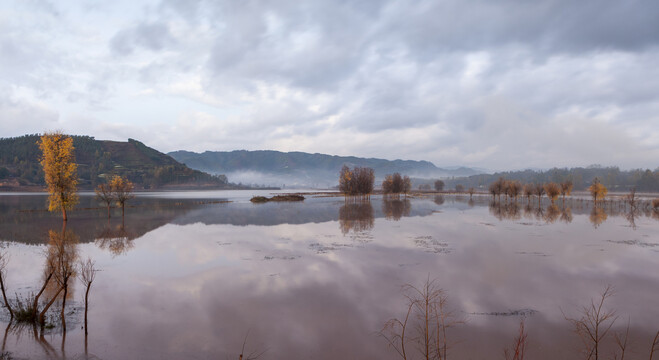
[250,194,305,203]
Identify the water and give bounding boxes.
[0,191,658,359]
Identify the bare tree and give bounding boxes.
[468,187,475,199]
[0,251,12,319]
[381,278,462,360]
[565,285,617,360]
[624,187,637,211]
[650,330,659,360]
[95,183,114,218]
[504,320,528,360]
[523,184,534,205]
[78,258,97,335]
[612,320,630,360]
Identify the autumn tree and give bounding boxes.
[507,181,522,203]
[455,184,465,193]
[434,180,445,192]
[339,165,353,196]
[402,175,411,197]
[38,132,79,221]
[523,184,534,204]
[111,175,135,217]
[95,183,115,218]
[339,166,374,199]
[560,180,573,205]
[544,182,560,204]
[533,183,545,205]
[589,178,608,206]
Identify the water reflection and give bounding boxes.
[434,195,445,206]
[95,220,136,256]
[589,207,608,228]
[338,202,374,234]
[0,193,658,359]
[383,199,411,221]
[490,202,521,221]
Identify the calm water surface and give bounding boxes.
[0,191,658,359]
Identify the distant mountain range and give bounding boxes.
[0,135,230,190]
[168,150,483,188]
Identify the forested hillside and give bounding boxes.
[0,135,228,189]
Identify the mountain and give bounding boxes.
[168,150,482,188]
[0,135,230,190]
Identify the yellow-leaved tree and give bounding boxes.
[110,175,135,217]
[588,178,608,205]
[38,132,79,221]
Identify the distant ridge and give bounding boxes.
[0,135,230,190]
[168,149,481,188]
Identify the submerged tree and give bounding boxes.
[38,132,79,221]
[78,258,97,335]
[95,183,115,218]
[544,182,560,204]
[111,175,135,217]
[589,178,608,206]
[339,166,375,199]
[434,180,445,192]
[560,180,573,205]
[0,251,12,320]
[380,278,462,360]
[565,286,617,360]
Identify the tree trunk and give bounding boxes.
[0,275,13,319]
[84,284,91,335]
[39,286,63,327]
[62,206,67,221]
[61,281,68,332]
[107,204,111,219]
[33,271,53,320]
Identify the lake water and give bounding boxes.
[0,191,658,359]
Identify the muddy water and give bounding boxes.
[0,192,658,359]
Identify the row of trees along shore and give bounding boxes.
[488,176,609,205]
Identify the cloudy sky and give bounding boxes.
[1,0,658,171]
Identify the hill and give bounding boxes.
[168,150,481,188]
[0,135,230,190]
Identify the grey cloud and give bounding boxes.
[110,22,176,56]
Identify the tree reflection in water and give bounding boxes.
[489,202,521,221]
[0,226,83,359]
[383,199,411,221]
[95,219,136,256]
[589,207,608,228]
[560,207,573,224]
[434,195,445,206]
[339,201,374,234]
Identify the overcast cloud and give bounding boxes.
[1,0,658,170]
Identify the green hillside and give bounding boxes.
[0,134,228,190]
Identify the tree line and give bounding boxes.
[442,166,659,193]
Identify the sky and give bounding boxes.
[1,0,658,171]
